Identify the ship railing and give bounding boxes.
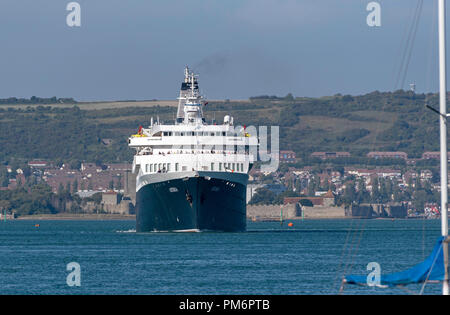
[152,150,247,155]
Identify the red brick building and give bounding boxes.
[367,151,408,160]
[43,163,131,193]
[28,160,49,168]
[422,152,450,160]
[311,152,351,159]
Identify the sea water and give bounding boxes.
[0,219,443,295]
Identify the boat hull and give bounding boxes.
[135,172,247,232]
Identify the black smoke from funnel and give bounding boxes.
[194,52,229,75]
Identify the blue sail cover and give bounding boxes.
[345,237,446,287]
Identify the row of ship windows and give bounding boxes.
[162,131,237,137]
[144,162,245,173]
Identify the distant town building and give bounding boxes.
[0,213,15,220]
[264,183,287,195]
[43,163,129,193]
[406,158,420,165]
[80,163,102,173]
[422,152,450,160]
[279,150,296,163]
[284,190,334,207]
[7,178,17,190]
[102,191,120,205]
[403,171,418,185]
[28,160,49,168]
[367,151,408,160]
[106,163,132,171]
[76,191,101,198]
[311,152,351,159]
[347,203,407,219]
[420,170,433,180]
[346,168,402,179]
[101,191,133,214]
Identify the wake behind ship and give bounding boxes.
[128,67,258,232]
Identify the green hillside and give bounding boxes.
[0,90,444,165]
[207,90,443,160]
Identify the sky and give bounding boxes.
[0,0,446,101]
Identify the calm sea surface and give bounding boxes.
[0,219,444,295]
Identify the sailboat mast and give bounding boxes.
[438,0,449,296]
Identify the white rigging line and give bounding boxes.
[339,0,427,294]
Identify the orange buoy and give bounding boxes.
[288,222,293,227]
[34,224,40,227]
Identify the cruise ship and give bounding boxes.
[128,67,259,232]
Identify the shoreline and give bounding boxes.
[11,212,431,221]
[15,214,348,221]
[16,213,136,221]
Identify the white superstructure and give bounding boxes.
[128,67,258,181]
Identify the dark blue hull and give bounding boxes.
[135,175,247,232]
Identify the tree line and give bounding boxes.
[0,96,76,105]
